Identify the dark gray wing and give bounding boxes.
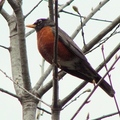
[52,27,87,61]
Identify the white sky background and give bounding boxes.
[0,0,120,120]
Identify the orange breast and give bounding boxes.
[37,26,75,64]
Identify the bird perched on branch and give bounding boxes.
[26,18,115,97]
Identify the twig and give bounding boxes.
[62,89,91,109]
[60,81,88,109]
[82,15,120,53]
[0,88,19,99]
[0,45,10,51]
[58,0,74,12]
[38,71,66,97]
[0,69,51,108]
[36,58,45,120]
[61,10,112,23]
[33,65,53,90]
[37,107,51,115]
[96,43,120,72]
[71,0,110,39]
[85,24,120,54]
[24,0,43,19]
[101,45,120,116]
[25,29,35,38]
[73,6,86,46]
[71,55,120,120]
[100,24,120,43]
[92,111,120,120]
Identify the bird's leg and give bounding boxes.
[92,79,96,87]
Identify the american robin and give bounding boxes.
[26,18,115,97]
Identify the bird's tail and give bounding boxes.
[99,80,115,97]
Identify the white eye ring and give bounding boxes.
[37,19,42,23]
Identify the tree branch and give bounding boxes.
[24,0,43,19]
[0,88,20,99]
[0,0,5,11]
[0,69,50,107]
[82,15,120,53]
[92,111,120,120]
[9,2,31,90]
[33,65,53,90]
[96,43,120,71]
[37,71,66,98]
[48,0,54,20]
[60,81,88,108]
[101,45,120,116]
[0,45,10,51]
[7,0,19,11]
[58,0,74,12]
[71,0,110,39]
[1,8,11,22]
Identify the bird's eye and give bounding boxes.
[37,19,42,25]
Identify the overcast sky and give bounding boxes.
[0,0,120,120]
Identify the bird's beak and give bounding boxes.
[26,24,36,28]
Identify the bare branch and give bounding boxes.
[33,65,53,90]
[71,0,110,39]
[37,71,66,98]
[48,0,54,20]
[0,88,20,99]
[25,29,35,38]
[1,9,11,22]
[0,45,10,51]
[58,0,74,12]
[60,81,88,108]
[10,2,31,90]
[62,89,91,109]
[82,16,120,53]
[73,6,86,46]
[51,1,60,119]
[37,107,51,115]
[93,111,120,120]
[96,43,120,72]
[101,45,120,116]
[61,10,112,23]
[24,0,43,19]
[0,0,5,11]
[7,0,19,11]
[0,69,51,108]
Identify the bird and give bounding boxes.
[26,18,115,97]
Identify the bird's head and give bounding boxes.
[26,18,55,32]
